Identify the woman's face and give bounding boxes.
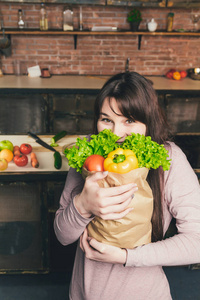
[97,97,146,143]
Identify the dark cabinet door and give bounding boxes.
[164,94,200,169]
[165,95,200,133]
[0,182,48,273]
[0,93,48,134]
[49,92,97,135]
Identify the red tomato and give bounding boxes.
[83,155,105,172]
[20,143,32,155]
[165,69,176,79]
[14,154,28,167]
[180,70,187,78]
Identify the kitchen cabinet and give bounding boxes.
[158,92,200,171]
[49,91,96,134]
[0,92,48,135]
[0,180,49,273]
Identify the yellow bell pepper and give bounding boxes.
[104,148,138,174]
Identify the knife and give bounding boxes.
[27,132,56,152]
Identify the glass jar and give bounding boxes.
[40,3,48,31]
[18,9,25,29]
[167,13,174,32]
[63,7,73,31]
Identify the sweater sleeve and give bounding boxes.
[126,143,200,267]
[54,167,94,246]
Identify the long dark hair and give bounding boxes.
[94,72,172,242]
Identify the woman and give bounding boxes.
[54,72,200,300]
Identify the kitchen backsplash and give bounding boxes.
[0,4,200,76]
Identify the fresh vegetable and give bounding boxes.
[121,133,171,171]
[65,130,171,173]
[14,146,21,156]
[31,152,39,168]
[54,151,62,169]
[165,69,187,80]
[0,149,13,162]
[14,154,28,167]
[104,148,138,174]
[172,71,181,80]
[165,69,176,79]
[0,140,14,152]
[20,143,32,155]
[0,158,8,171]
[180,70,187,78]
[83,154,105,172]
[50,131,67,147]
[64,129,119,173]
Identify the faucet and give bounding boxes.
[125,58,130,72]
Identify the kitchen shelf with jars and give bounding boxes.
[1,28,200,50]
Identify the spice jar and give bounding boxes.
[18,9,25,29]
[167,13,174,32]
[63,7,73,31]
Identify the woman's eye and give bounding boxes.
[101,118,111,123]
[126,119,135,124]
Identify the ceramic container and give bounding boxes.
[147,19,157,32]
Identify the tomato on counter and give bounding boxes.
[20,143,32,155]
[14,154,28,167]
[180,70,187,78]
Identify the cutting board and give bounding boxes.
[0,135,84,173]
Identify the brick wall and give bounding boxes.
[0,3,200,76]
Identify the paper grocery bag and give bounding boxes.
[82,167,153,249]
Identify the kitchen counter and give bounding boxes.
[0,75,200,91]
[0,135,83,174]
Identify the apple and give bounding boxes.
[0,158,8,171]
[0,140,14,152]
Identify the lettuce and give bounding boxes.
[122,133,171,171]
[64,129,119,173]
[64,129,171,173]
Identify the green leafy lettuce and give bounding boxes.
[64,129,119,173]
[64,129,171,173]
[121,133,171,171]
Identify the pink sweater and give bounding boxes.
[54,143,200,300]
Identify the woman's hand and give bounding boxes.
[80,228,127,265]
[74,171,138,220]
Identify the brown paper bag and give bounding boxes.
[82,167,153,249]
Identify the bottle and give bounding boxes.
[63,7,73,31]
[18,9,25,29]
[40,3,48,31]
[147,19,157,32]
[167,13,174,32]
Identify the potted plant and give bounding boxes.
[127,8,142,31]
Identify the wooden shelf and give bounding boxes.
[1,29,200,49]
[2,29,200,35]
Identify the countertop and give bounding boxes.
[0,135,83,173]
[0,75,200,91]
